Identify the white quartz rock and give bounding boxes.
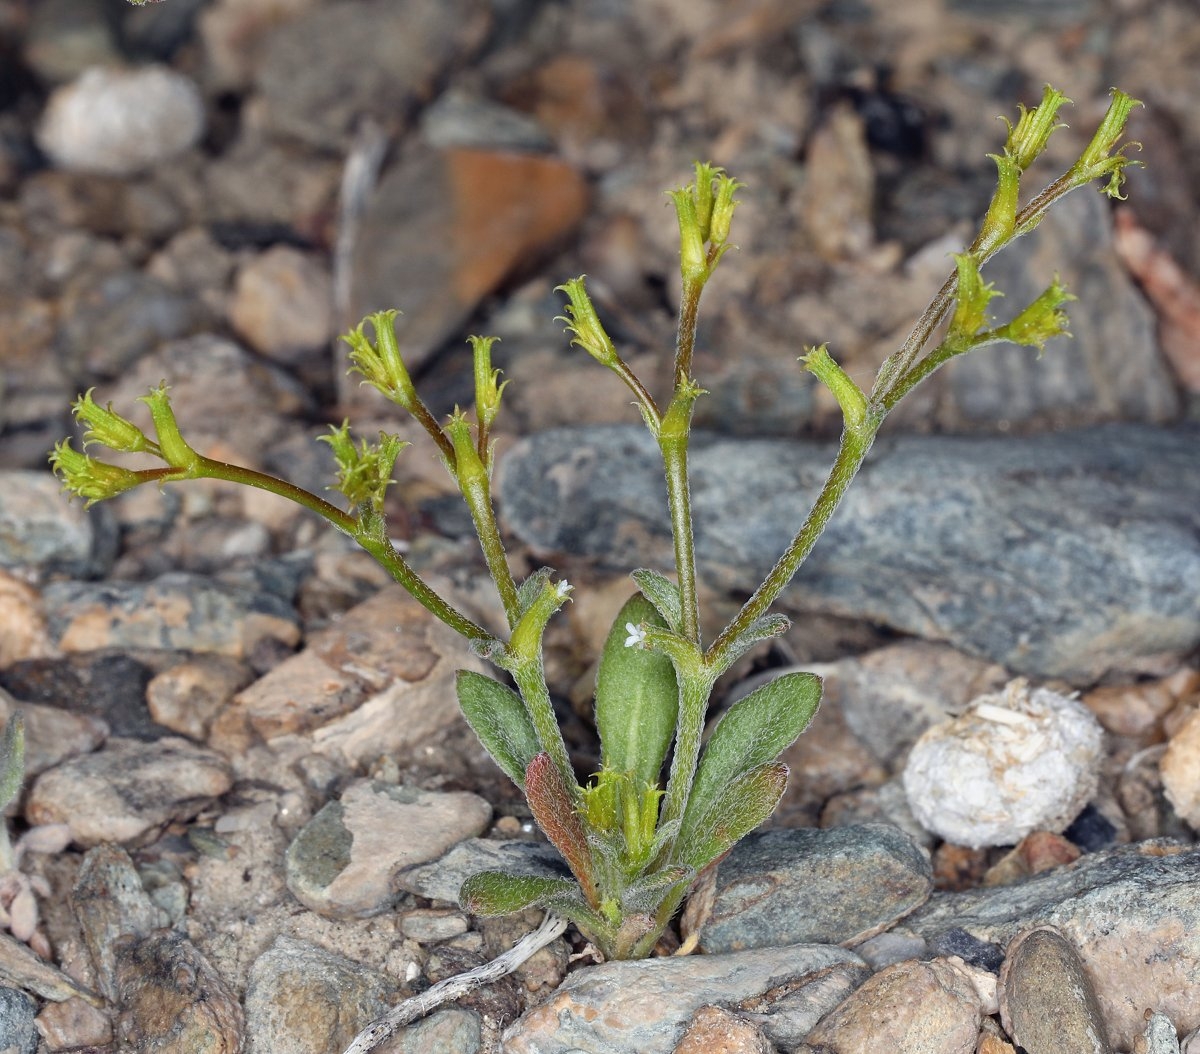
[902,679,1104,848]
[37,65,205,176]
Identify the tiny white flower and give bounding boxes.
[555,580,572,600]
[624,622,646,648]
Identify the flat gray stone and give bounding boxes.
[503,943,865,1054]
[285,781,491,918]
[700,824,932,954]
[497,423,1200,682]
[896,842,1200,1049]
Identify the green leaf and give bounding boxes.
[678,762,788,872]
[459,871,582,916]
[630,569,683,632]
[679,671,820,851]
[455,671,540,788]
[595,594,678,788]
[459,870,611,940]
[0,711,24,811]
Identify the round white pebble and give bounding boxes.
[902,679,1104,848]
[37,65,205,176]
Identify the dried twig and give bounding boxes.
[340,912,568,1054]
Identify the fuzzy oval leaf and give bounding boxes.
[0,712,25,810]
[459,871,581,916]
[455,670,540,788]
[678,762,788,872]
[595,594,678,787]
[680,671,820,848]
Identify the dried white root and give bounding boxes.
[341,912,568,1054]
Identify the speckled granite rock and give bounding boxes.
[0,469,116,579]
[497,423,1200,682]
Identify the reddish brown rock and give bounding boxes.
[348,148,588,389]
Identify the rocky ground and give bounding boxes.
[1,0,1199,1052]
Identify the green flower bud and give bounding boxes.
[49,440,146,505]
[708,171,744,252]
[949,253,1002,340]
[669,186,707,285]
[1073,89,1143,200]
[137,384,197,471]
[555,277,618,366]
[978,154,1021,256]
[1002,85,1071,171]
[72,389,155,454]
[995,277,1075,354]
[317,421,407,512]
[470,335,508,432]
[344,309,419,408]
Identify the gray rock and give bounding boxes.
[27,736,233,847]
[22,0,119,84]
[400,908,470,943]
[36,66,205,175]
[396,837,569,904]
[41,571,301,660]
[896,842,1200,1049]
[502,943,866,1054]
[285,780,491,918]
[256,0,489,149]
[998,926,1113,1054]
[243,935,397,1054]
[699,824,932,954]
[938,190,1179,430]
[497,423,1200,682]
[0,469,116,579]
[0,987,39,1054]
[389,1007,481,1054]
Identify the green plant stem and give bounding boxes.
[505,653,577,798]
[673,278,703,385]
[657,668,717,836]
[707,421,879,671]
[195,456,493,644]
[458,474,521,628]
[660,429,700,645]
[661,276,706,645]
[609,358,662,428]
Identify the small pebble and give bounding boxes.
[806,957,992,1054]
[998,926,1113,1054]
[35,995,114,1051]
[228,246,333,364]
[672,1004,775,1054]
[146,654,254,741]
[1137,1011,1182,1054]
[37,66,205,175]
[903,679,1105,848]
